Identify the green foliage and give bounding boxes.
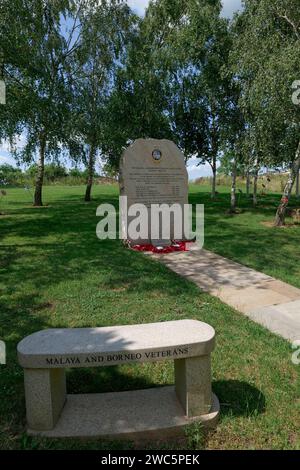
[0,0,79,161]
[103,0,231,173]
[68,168,88,178]
[0,163,104,187]
[101,6,172,171]
[0,164,22,184]
[217,151,247,177]
[25,163,67,181]
[229,0,300,168]
[67,1,137,198]
[71,0,134,151]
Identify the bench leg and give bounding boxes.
[24,368,66,431]
[174,355,212,418]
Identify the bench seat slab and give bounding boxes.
[27,387,220,439]
[17,320,215,369]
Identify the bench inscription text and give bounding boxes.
[45,347,190,367]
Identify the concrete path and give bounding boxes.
[149,246,300,342]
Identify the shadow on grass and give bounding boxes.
[214,379,266,417]
[67,370,266,420]
[67,365,157,394]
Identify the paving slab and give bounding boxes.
[248,300,300,341]
[150,248,300,342]
[217,285,294,314]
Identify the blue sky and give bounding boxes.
[0,0,243,180]
[128,0,242,19]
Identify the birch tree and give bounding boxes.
[1,0,84,206]
[230,0,300,225]
[71,1,139,200]
[143,0,230,198]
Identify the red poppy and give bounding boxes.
[130,241,189,254]
[281,196,289,204]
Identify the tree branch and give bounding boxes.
[276,11,300,40]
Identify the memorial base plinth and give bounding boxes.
[28,386,219,440]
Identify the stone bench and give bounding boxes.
[17,320,219,439]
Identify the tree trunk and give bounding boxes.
[34,133,46,207]
[85,143,96,202]
[274,141,300,226]
[211,159,217,199]
[210,110,218,199]
[246,168,251,198]
[296,168,300,199]
[230,159,237,213]
[253,169,258,207]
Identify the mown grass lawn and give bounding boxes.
[189,183,300,288]
[0,184,299,450]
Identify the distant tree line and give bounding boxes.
[0,162,107,186]
[0,0,299,225]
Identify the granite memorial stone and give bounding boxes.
[119,139,189,246]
